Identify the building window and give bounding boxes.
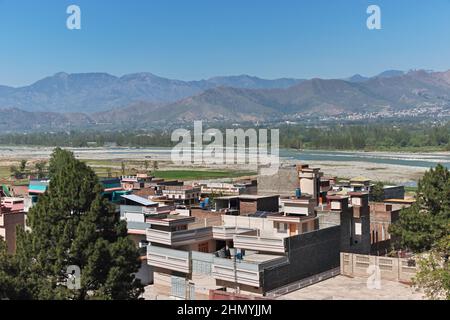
[302,223,308,233]
[278,222,287,233]
[198,242,209,253]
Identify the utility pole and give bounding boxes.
[231,248,240,294]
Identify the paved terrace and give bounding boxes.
[279,275,425,300]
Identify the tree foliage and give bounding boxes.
[414,235,450,300]
[371,181,385,202]
[11,148,143,300]
[390,164,450,252]
[389,164,450,299]
[1,122,450,151]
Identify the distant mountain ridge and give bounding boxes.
[0,72,304,113]
[1,69,450,131]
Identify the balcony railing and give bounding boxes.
[211,256,289,287]
[212,226,256,240]
[233,234,286,253]
[147,245,190,274]
[146,227,213,246]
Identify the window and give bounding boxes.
[355,222,362,235]
[278,222,287,233]
[198,242,209,253]
[302,223,308,233]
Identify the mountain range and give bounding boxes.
[0,72,304,113]
[1,69,450,131]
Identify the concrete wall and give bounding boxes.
[209,290,269,300]
[382,186,405,200]
[257,166,298,196]
[256,197,279,213]
[340,252,417,283]
[0,212,25,253]
[136,259,154,285]
[262,225,341,293]
[222,215,274,234]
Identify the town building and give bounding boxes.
[369,202,402,255]
[214,195,279,216]
[0,197,25,253]
[162,185,201,205]
[146,179,374,299]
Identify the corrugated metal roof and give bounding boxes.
[121,194,158,206]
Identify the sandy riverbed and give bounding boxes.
[0,146,434,183]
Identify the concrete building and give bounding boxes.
[382,185,405,201]
[257,165,299,196]
[257,164,322,204]
[194,180,257,197]
[162,185,201,205]
[317,193,371,255]
[145,185,370,298]
[214,195,279,216]
[280,197,316,217]
[0,197,25,253]
[119,194,177,285]
[369,202,402,255]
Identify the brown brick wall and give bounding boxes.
[239,200,258,215]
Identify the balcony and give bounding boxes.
[146,227,213,246]
[212,254,289,287]
[212,226,256,240]
[147,245,190,274]
[233,234,286,253]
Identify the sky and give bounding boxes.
[0,0,450,87]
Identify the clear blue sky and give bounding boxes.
[1,0,449,87]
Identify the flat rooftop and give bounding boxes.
[279,275,424,300]
[216,194,279,200]
[243,253,285,264]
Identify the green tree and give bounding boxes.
[14,148,143,300]
[390,164,450,252]
[9,165,20,179]
[34,161,47,179]
[19,160,27,173]
[0,239,32,300]
[371,181,385,202]
[414,235,450,300]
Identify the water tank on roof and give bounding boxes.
[295,188,302,199]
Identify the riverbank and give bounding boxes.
[0,146,441,184]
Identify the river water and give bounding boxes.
[1,146,449,169]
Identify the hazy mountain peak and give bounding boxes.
[346,74,369,83]
[120,72,165,81]
[375,70,405,78]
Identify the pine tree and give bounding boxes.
[371,181,385,202]
[390,164,450,252]
[15,148,143,300]
[0,238,32,300]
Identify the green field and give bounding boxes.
[152,170,256,181]
[0,167,9,179]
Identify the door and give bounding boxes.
[289,223,297,235]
